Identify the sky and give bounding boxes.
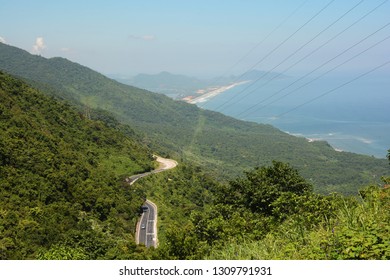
[0,0,389,78]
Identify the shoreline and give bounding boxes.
[183,80,249,104]
[287,131,346,153]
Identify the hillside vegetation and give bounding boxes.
[0,71,155,259]
[138,159,390,260]
[0,70,389,260]
[0,42,388,195]
[207,184,390,260]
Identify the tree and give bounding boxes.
[382,149,390,185]
[37,244,87,260]
[223,161,313,215]
[158,223,207,260]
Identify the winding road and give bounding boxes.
[128,156,178,248]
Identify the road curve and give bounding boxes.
[130,155,177,248]
[126,155,178,186]
[154,156,178,172]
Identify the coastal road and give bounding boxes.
[130,156,178,247]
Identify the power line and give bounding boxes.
[210,0,309,85]
[236,21,390,118]
[276,59,390,118]
[243,33,390,118]
[237,0,389,111]
[205,0,388,114]
[219,0,365,112]
[198,0,309,107]
[211,0,336,111]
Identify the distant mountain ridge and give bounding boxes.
[116,71,208,99]
[131,71,205,88]
[114,70,288,100]
[0,42,387,194]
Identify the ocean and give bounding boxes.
[199,73,390,158]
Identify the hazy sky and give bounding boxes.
[1,0,389,78]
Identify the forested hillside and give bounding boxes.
[0,42,388,194]
[0,70,389,260]
[138,159,390,260]
[0,71,154,259]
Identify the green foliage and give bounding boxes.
[207,186,390,260]
[135,164,216,244]
[158,223,208,260]
[0,42,388,195]
[222,161,313,215]
[322,186,390,259]
[153,161,389,260]
[157,162,328,259]
[382,149,390,184]
[37,244,87,260]
[1,44,389,261]
[0,71,154,259]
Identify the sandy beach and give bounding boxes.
[185,80,249,104]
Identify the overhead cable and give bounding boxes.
[276,59,390,118]
[211,0,336,111]
[220,0,365,112]
[240,34,390,119]
[236,21,390,118]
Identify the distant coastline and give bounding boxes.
[183,81,249,104]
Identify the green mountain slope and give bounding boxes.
[0,42,387,194]
[0,71,154,259]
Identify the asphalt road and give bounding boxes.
[130,156,178,247]
[138,200,157,247]
[126,156,178,186]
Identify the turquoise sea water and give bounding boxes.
[200,74,390,158]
